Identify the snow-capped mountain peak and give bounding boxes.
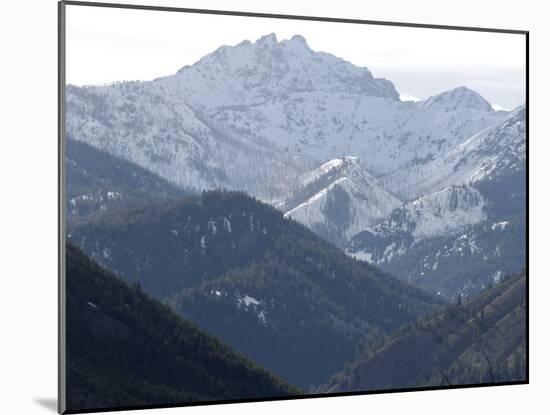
[256,33,311,49]
[257,32,278,46]
[286,34,309,46]
[65,34,526,302]
[171,33,401,106]
[166,47,502,176]
[419,86,494,112]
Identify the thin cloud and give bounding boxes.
[400,93,421,102]
[491,104,509,111]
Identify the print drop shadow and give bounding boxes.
[34,398,57,413]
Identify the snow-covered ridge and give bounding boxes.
[298,156,364,187]
[65,33,526,303]
[281,157,402,245]
[170,32,401,107]
[301,158,346,185]
[345,185,489,271]
[369,185,487,241]
[66,82,315,201]
[66,32,518,257]
[66,33,505,205]
[382,105,526,200]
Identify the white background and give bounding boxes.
[0,0,546,414]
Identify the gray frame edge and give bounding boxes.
[58,1,67,414]
[62,0,528,34]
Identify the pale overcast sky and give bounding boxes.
[66,4,526,110]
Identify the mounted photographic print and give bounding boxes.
[58,1,528,413]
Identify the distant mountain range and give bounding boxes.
[348,107,526,299]
[66,33,525,308]
[67,33,502,199]
[323,271,526,393]
[68,191,442,389]
[381,106,526,200]
[64,33,526,407]
[66,243,297,411]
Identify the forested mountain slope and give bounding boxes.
[324,272,526,393]
[66,138,187,222]
[66,244,298,411]
[69,190,442,388]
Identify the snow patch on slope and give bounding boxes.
[370,185,487,241]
